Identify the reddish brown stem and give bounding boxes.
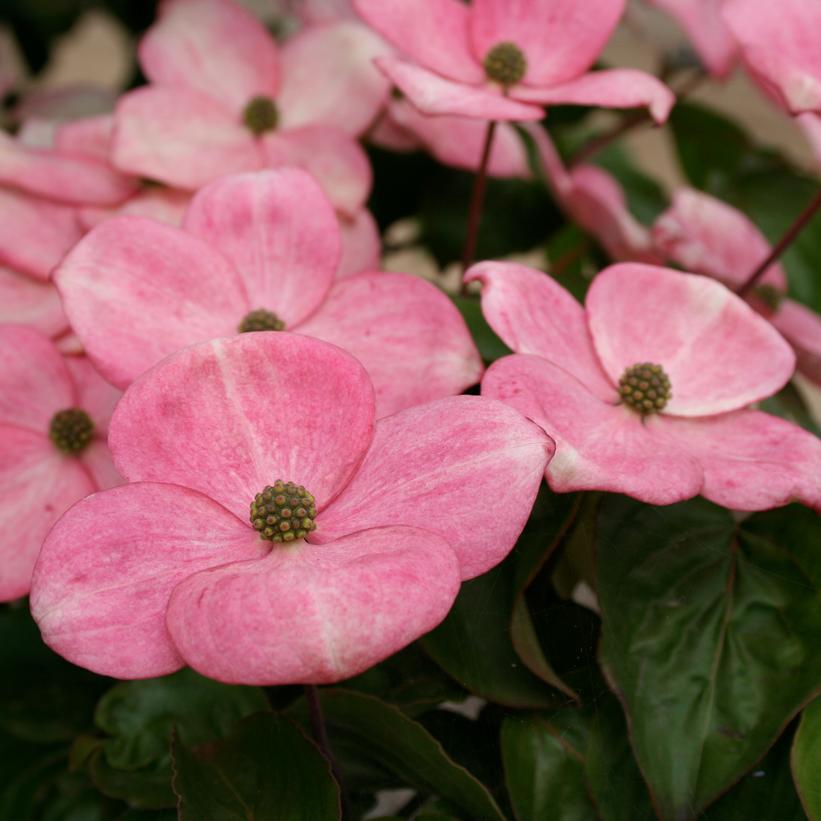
[736,187,821,296]
[305,685,351,819]
[461,119,498,274]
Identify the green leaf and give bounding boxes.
[89,669,269,808]
[598,497,821,819]
[501,714,596,821]
[792,697,821,819]
[173,713,340,821]
[290,689,506,821]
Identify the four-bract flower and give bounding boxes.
[653,188,821,384]
[56,167,482,417]
[354,0,674,123]
[468,261,821,510]
[0,326,121,601]
[112,0,389,213]
[30,333,553,683]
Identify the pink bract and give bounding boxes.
[0,326,121,602]
[653,188,821,384]
[30,333,553,683]
[112,0,389,213]
[56,167,482,416]
[354,0,674,123]
[469,261,820,510]
[723,0,821,114]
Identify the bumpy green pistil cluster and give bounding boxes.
[618,363,672,415]
[238,308,286,333]
[243,95,279,135]
[483,41,527,88]
[251,481,317,543]
[49,408,94,454]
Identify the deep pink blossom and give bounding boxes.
[112,0,389,213]
[354,0,674,123]
[469,261,820,510]
[0,326,121,601]
[723,0,821,115]
[646,0,738,78]
[653,188,821,384]
[56,167,481,416]
[30,333,552,683]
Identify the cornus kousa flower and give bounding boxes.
[354,0,675,123]
[56,168,481,416]
[469,262,821,510]
[0,326,121,601]
[30,333,552,683]
[112,0,390,213]
[653,188,821,384]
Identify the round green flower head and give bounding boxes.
[243,95,279,135]
[484,42,527,88]
[618,363,672,415]
[251,481,317,543]
[239,308,286,333]
[49,408,94,454]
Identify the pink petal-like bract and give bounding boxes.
[648,0,738,78]
[661,410,821,511]
[317,395,553,579]
[337,209,381,277]
[55,215,249,388]
[165,526,460,684]
[0,266,67,337]
[297,273,483,417]
[587,264,795,416]
[482,354,703,505]
[139,0,280,107]
[108,334,375,519]
[470,0,625,86]
[183,169,340,325]
[277,22,390,136]
[31,482,267,678]
[723,0,821,114]
[465,262,615,401]
[769,299,821,385]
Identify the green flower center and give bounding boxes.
[483,42,527,88]
[618,363,672,415]
[250,481,317,543]
[49,408,94,454]
[243,96,279,135]
[238,309,286,333]
[752,284,784,311]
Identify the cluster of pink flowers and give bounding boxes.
[1,0,819,687]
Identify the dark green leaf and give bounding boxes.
[90,670,268,808]
[452,296,511,363]
[598,498,821,819]
[173,713,340,821]
[792,697,821,819]
[290,689,506,821]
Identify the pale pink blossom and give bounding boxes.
[30,332,552,683]
[646,0,738,78]
[0,327,121,601]
[723,0,821,115]
[0,266,68,338]
[112,0,390,213]
[653,188,821,384]
[354,0,674,123]
[470,261,820,510]
[56,168,481,416]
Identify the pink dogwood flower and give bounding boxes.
[30,332,552,683]
[646,0,738,78]
[0,265,68,339]
[0,326,121,601]
[653,188,821,385]
[354,0,674,123]
[723,0,821,115]
[112,0,390,213]
[469,261,821,510]
[56,167,481,416]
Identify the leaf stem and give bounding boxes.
[305,685,351,819]
[736,187,821,296]
[461,119,498,275]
